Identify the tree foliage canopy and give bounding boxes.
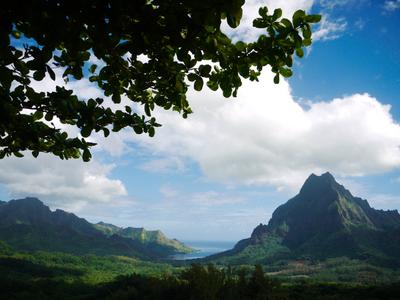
[0,0,320,161]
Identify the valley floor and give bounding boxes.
[1,246,400,299]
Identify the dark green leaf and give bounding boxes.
[199,65,212,76]
[292,10,305,27]
[46,65,56,81]
[82,149,91,162]
[235,41,247,51]
[222,88,231,98]
[103,128,110,137]
[253,18,267,28]
[273,74,280,84]
[14,152,24,158]
[89,64,97,73]
[227,7,243,28]
[144,103,151,116]
[305,14,322,23]
[89,75,98,82]
[148,126,155,137]
[279,67,292,78]
[258,7,268,17]
[296,48,304,58]
[302,25,312,39]
[207,80,219,91]
[33,70,45,81]
[11,30,20,39]
[273,8,282,20]
[112,93,121,104]
[45,113,53,121]
[32,111,43,121]
[194,77,204,91]
[81,126,92,138]
[187,73,197,82]
[133,126,143,134]
[303,38,312,46]
[238,64,250,77]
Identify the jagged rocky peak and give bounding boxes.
[269,172,373,235]
[299,172,341,194]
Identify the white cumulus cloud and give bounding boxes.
[133,70,400,191]
[0,154,127,211]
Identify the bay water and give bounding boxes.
[172,240,236,260]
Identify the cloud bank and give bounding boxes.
[0,155,127,211]
[134,70,400,190]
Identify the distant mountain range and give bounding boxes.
[2,173,400,268]
[0,197,193,259]
[94,222,192,255]
[209,172,400,267]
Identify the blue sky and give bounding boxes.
[1,0,400,242]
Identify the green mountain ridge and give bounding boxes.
[209,172,400,266]
[0,197,193,259]
[93,222,193,254]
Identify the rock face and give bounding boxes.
[0,197,193,259]
[210,172,400,265]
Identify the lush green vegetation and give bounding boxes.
[96,267,400,300]
[1,244,400,300]
[0,244,174,285]
[0,198,193,259]
[2,177,400,298]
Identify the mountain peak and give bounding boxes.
[305,171,336,183]
[300,172,339,195]
[11,197,44,206]
[320,171,335,180]
[266,171,381,249]
[217,173,400,265]
[8,197,49,213]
